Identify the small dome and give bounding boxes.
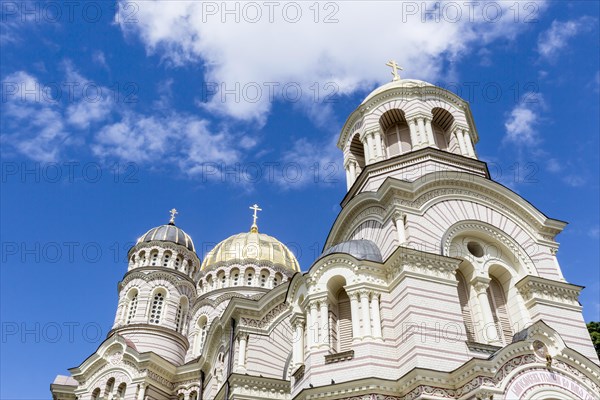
[137,223,195,252]
[322,239,383,262]
[361,79,434,105]
[201,231,300,272]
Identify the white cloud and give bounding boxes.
[66,96,113,129]
[275,135,343,189]
[92,112,242,169]
[546,158,562,173]
[537,17,595,62]
[562,174,587,187]
[1,72,70,161]
[503,94,544,146]
[589,226,600,239]
[115,0,548,122]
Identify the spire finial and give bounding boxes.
[386,60,403,81]
[249,204,262,233]
[169,208,178,225]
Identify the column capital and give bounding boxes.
[405,111,433,122]
[393,210,405,222]
[471,276,491,294]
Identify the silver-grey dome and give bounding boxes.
[136,223,195,252]
[322,239,382,262]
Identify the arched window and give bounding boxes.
[217,270,226,288]
[245,268,255,286]
[194,316,208,356]
[104,378,115,399]
[487,277,513,344]
[348,134,365,170]
[455,271,475,342]
[231,268,240,286]
[174,256,182,270]
[175,297,188,333]
[162,251,172,267]
[431,108,454,152]
[91,388,101,400]
[138,251,146,267]
[190,391,198,400]
[116,383,126,400]
[273,272,282,286]
[149,290,166,324]
[327,277,353,353]
[150,250,159,266]
[260,269,269,287]
[126,289,139,324]
[206,274,213,290]
[380,109,411,157]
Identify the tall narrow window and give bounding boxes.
[337,290,352,352]
[456,271,475,342]
[150,250,159,266]
[487,278,513,344]
[116,383,126,400]
[194,317,208,356]
[273,273,282,286]
[162,251,171,267]
[126,290,138,324]
[149,291,165,324]
[175,297,188,333]
[104,378,115,399]
[245,268,255,286]
[91,388,101,400]
[174,256,182,270]
[175,304,182,331]
[260,270,269,287]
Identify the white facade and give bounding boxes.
[51,77,600,400]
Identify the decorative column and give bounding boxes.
[137,383,147,400]
[308,301,319,348]
[348,160,357,184]
[237,333,248,372]
[360,291,372,337]
[362,137,371,166]
[319,300,330,348]
[349,292,361,339]
[424,118,437,148]
[393,211,406,244]
[292,317,305,366]
[345,165,352,191]
[416,118,426,148]
[365,133,375,164]
[472,277,500,344]
[408,118,419,149]
[370,293,382,338]
[454,128,467,156]
[462,129,476,158]
[373,130,384,161]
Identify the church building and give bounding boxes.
[51,66,600,400]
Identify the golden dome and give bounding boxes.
[201,231,300,272]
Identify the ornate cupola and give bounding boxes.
[110,209,200,365]
[197,204,299,295]
[339,61,487,193]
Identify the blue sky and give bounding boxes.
[1,1,599,398]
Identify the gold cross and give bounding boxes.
[385,60,403,81]
[169,208,178,224]
[249,204,262,232]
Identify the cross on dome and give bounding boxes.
[169,208,178,224]
[385,60,403,81]
[249,204,262,233]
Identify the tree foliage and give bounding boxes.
[587,321,600,360]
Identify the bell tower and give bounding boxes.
[339,62,486,192]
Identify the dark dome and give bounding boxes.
[136,223,195,252]
[322,239,382,262]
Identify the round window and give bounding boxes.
[467,241,484,258]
